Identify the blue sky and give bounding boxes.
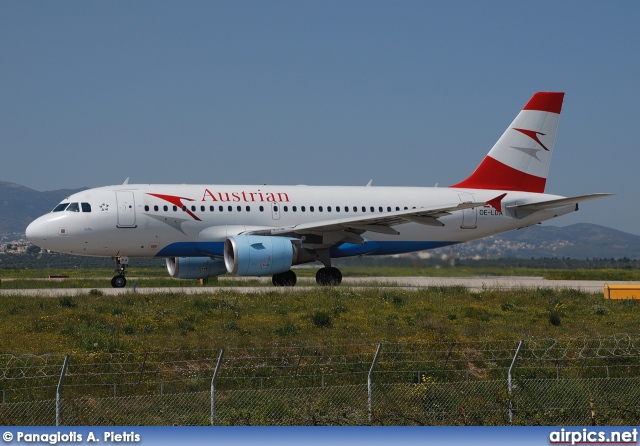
[2,1,639,235]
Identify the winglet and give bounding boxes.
[487,193,507,213]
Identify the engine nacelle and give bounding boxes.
[224,235,295,276]
[166,257,227,279]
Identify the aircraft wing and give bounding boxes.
[244,200,487,244]
[506,193,613,212]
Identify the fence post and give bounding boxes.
[56,354,70,427]
[210,348,225,426]
[508,340,523,426]
[368,343,382,424]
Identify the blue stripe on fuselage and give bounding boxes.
[156,240,457,258]
[157,241,225,257]
[331,241,457,257]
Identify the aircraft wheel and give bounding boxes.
[111,275,127,288]
[272,270,297,286]
[316,267,342,286]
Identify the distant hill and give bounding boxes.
[0,181,86,241]
[2,180,640,259]
[438,223,640,260]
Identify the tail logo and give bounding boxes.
[512,128,550,151]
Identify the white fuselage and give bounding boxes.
[25,183,573,259]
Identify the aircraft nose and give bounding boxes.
[26,218,49,249]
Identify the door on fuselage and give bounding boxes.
[458,193,477,229]
[116,191,137,228]
[271,202,281,220]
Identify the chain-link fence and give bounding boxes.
[2,336,640,425]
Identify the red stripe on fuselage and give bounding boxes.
[522,92,564,114]
[450,156,546,192]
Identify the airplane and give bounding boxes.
[26,92,610,288]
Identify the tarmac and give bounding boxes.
[0,276,627,296]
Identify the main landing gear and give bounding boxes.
[271,266,343,287]
[111,255,129,288]
[315,267,342,286]
[272,270,297,286]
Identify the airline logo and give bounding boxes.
[145,189,294,232]
[148,193,201,221]
[512,128,550,151]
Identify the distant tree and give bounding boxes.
[26,245,41,255]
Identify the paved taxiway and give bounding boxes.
[0,276,626,296]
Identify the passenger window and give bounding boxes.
[53,203,69,212]
[173,206,178,211]
[259,206,264,212]
[210,206,214,212]
[293,206,297,212]
[327,206,331,212]
[144,205,149,211]
[66,203,80,212]
[237,206,241,212]
[228,206,232,212]
[370,206,374,212]
[201,206,205,212]
[336,206,340,212]
[361,206,366,212]
[284,206,289,212]
[182,206,187,211]
[396,207,400,211]
[379,207,383,212]
[310,206,314,212]
[344,207,348,213]
[192,206,197,212]
[163,205,168,212]
[387,206,391,212]
[219,206,223,212]
[319,206,323,212]
[81,203,92,212]
[154,205,159,211]
[301,206,305,212]
[246,206,250,212]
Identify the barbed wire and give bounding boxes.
[3,336,640,383]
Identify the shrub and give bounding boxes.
[311,310,332,328]
[273,322,298,336]
[224,320,240,331]
[58,296,77,308]
[549,312,562,326]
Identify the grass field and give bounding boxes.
[1,272,638,355]
[3,267,640,425]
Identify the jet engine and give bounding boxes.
[224,235,297,276]
[166,257,227,279]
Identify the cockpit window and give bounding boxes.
[81,202,91,212]
[53,203,69,212]
[66,202,80,212]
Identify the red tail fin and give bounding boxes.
[451,92,564,192]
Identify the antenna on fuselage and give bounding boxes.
[123,177,130,185]
[366,179,373,187]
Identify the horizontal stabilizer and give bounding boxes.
[506,193,613,212]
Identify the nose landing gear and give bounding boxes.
[111,255,129,288]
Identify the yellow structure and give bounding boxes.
[603,284,640,300]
